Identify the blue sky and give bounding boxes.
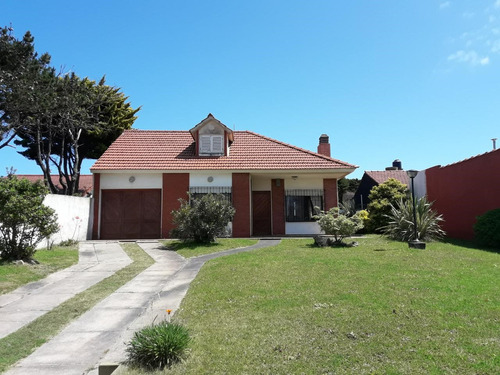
[2,0,499,179]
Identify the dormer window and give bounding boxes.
[189,113,234,157]
[200,134,224,155]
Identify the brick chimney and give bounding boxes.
[317,134,331,157]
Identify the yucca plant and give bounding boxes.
[382,197,445,242]
[126,321,190,370]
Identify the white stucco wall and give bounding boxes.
[100,173,162,189]
[38,194,92,249]
[251,176,271,191]
[189,172,232,187]
[251,176,324,191]
[284,177,323,190]
[413,170,427,199]
[286,222,322,235]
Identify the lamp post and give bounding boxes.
[407,170,426,249]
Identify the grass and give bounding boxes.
[121,236,499,375]
[162,238,258,258]
[0,243,154,373]
[0,245,79,295]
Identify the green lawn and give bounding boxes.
[125,236,499,375]
[162,238,258,258]
[0,245,79,295]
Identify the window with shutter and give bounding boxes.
[199,135,224,155]
[212,135,223,153]
[200,135,211,153]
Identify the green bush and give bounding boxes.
[315,207,364,245]
[474,208,500,248]
[171,193,235,243]
[366,178,408,232]
[58,239,79,247]
[382,197,445,242]
[0,176,58,261]
[126,321,191,370]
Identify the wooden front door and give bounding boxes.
[252,191,271,236]
[100,189,161,239]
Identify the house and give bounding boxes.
[353,160,409,209]
[422,148,500,240]
[90,114,357,239]
[15,174,93,196]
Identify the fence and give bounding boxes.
[38,194,93,249]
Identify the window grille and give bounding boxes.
[285,189,324,222]
[189,186,232,203]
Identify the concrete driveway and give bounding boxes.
[2,239,280,375]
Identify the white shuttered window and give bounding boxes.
[199,135,224,154]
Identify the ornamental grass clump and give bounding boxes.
[126,321,190,370]
[382,197,445,242]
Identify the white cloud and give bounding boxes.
[440,1,451,9]
[495,0,500,9]
[491,39,500,52]
[448,50,490,66]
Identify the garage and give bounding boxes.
[100,189,161,239]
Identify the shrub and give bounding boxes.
[170,193,235,243]
[366,178,408,232]
[126,321,191,370]
[58,239,79,247]
[315,207,364,245]
[0,176,58,261]
[474,208,500,248]
[382,197,445,242]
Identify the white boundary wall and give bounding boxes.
[414,170,427,199]
[38,194,92,249]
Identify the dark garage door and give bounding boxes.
[100,189,161,239]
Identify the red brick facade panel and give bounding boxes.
[271,179,285,235]
[162,173,189,238]
[323,178,338,211]
[232,173,251,237]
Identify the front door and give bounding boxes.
[252,191,271,236]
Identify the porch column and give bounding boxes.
[92,173,100,240]
[162,173,189,238]
[271,179,285,235]
[232,173,251,237]
[323,178,338,210]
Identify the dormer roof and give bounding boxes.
[189,113,234,142]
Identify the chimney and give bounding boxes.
[492,138,497,150]
[317,134,331,157]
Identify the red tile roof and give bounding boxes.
[15,174,93,195]
[91,130,357,171]
[365,170,410,186]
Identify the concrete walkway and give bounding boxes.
[4,239,280,375]
[0,242,132,339]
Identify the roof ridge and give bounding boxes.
[244,131,357,168]
[124,129,190,133]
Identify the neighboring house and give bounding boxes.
[353,161,409,209]
[423,148,500,240]
[15,174,93,196]
[90,114,357,239]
